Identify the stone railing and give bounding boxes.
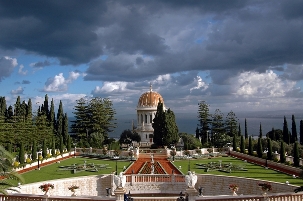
[2,192,303,201]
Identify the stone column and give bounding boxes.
[114,187,126,201]
[185,187,198,201]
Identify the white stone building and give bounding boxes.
[135,85,166,144]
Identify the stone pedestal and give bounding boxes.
[186,187,198,201]
[114,187,126,201]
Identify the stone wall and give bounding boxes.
[19,173,297,197]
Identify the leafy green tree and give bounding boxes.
[179,133,201,150]
[240,135,245,153]
[267,138,273,160]
[293,141,300,167]
[267,128,282,141]
[257,138,263,158]
[197,101,212,145]
[280,141,286,163]
[291,114,298,143]
[248,136,253,155]
[0,146,24,194]
[225,110,238,137]
[244,118,248,139]
[283,116,290,144]
[119,129,141,145]
[6,143,12,153]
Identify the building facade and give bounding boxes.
[135,85,166,144]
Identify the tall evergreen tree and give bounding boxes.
[283,116,290,144]
[238,123,241,137]
[26,98,32,121]
[71,98,90,141]
[225,110,238,137]
[259,123,263,138]
[59,136,64,154]
[291,114,298,143]
[293,141,300,167]
[240,135,245,153]
[42,139,47,158]
[152,100,165,146]
[280,141,286,163]
[43,94,49,117]
[0,97,7,116]
[267,138,273,160]
[163,108,179,146]
[244,118,248,139]
[257,138,263,158]
[66,134,71,152]
[232,135,237,151]
[300,120,303,145]
[32,140,37,161]
[62,113,69,145]
[18,142,25,165]
[56,100,64,140]
[51,137,56,157]
[211,109,225,146]
[197,101,212,145]
[248,136,253,155]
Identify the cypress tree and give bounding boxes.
[42,139,47,158]
[66,134,71,152]
[232,135,237,151]
[32,140,37,161]
[293,141,300,167]
[257,138,263,158]
[283,116,290,144]
[59,136,64,154]
[238,123,241,137]
[248,136,253,155]
[152,100,165,146]
[27,98,32,121]
[291,114,298,143]
[259,123,262,138]
[63,113,69,146]
[163,108,179,146]
[51,137,56,157]
[244,118,248,139]
[43,94,49,117]
[280,141,286,163]
[267,138,273,160]
[56,100,64,140]
[300,120,303,145]
[240,135,245,153]
[19,142,25,165]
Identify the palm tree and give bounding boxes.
[0,145,24,194]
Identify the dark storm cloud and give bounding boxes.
[30,60,51,68]
[0,0,303,84]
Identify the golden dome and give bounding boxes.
[137,85,164,107]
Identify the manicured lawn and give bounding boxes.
[21,157,133,184]
[172,156,303,186]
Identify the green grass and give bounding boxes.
[20,156,303,186]
[21,157,133,184]
[172,156,303,186]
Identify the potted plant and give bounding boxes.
[39,183,54,196]
[229,184,239,196]
[68,185,79,196]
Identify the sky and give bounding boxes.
[1,1,303,136]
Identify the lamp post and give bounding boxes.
[115,159,118,175]
[37,153,40,170]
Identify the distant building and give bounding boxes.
[135,84,166,144]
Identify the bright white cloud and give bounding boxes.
[0,56,18,81]
[234,70,296,97]
[93,81,128,93]
[190,76,208,92]
[43,71,81,92]
[11,86,24,95]
[18,64,28,75]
